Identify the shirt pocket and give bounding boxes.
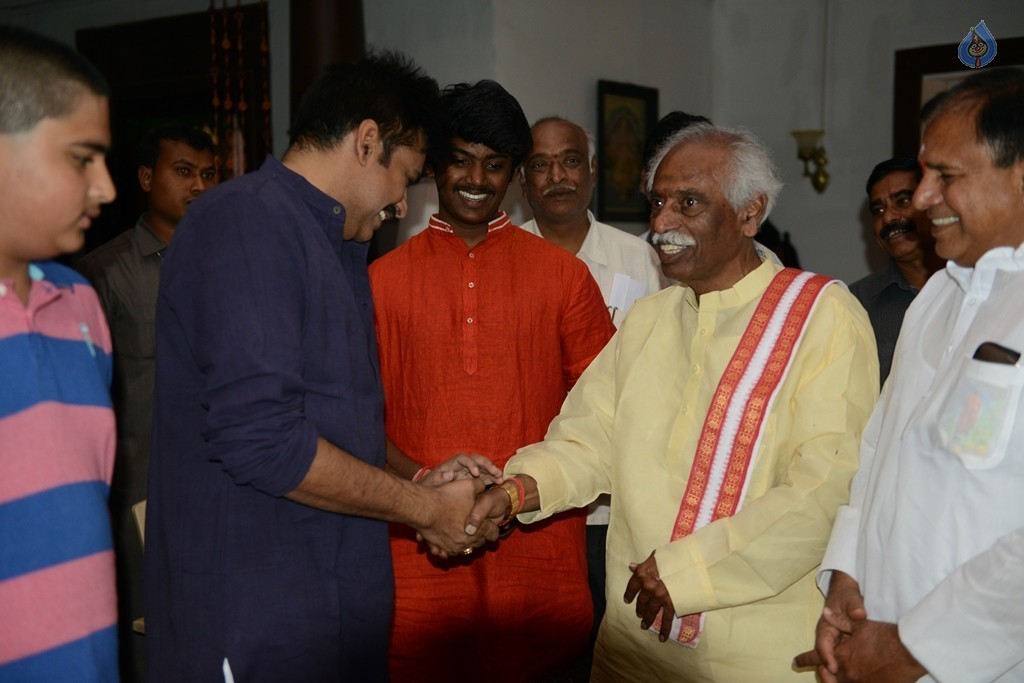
[936,357,1024,470]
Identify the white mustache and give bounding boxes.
[651,232,696,248]
[542,183,577,196]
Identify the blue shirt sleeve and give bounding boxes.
[158,187,319,497]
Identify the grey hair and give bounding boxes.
[920,67,1024,169]
[644,123,783,222]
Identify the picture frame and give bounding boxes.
[892,35,1024,158]
[597,80,658,222]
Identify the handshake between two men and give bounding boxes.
[405,453,672,643]
[403,452,524,559]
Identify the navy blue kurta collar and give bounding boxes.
[260,155,351,255]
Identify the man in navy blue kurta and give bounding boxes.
[145,53,497,683]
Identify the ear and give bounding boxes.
[589,157,597,187]
[354,119,381,167]
[518,167,527,196]
[138,165,153,192]
[740,194,768,238]
[1013,159,1024,203]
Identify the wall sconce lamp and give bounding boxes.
[791,129,830,194]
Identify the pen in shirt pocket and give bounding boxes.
[973,341,1021,366]
[79,322,96,357]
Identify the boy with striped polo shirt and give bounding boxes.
[0,25,119,681]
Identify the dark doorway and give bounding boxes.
[75,4,271,255]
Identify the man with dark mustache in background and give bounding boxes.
[850,157,942,383]
[369,80,614,682]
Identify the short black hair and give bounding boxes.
[865,156,921,197]
[643,110,712,169]
[0,24,110,134]
[921,67,1024,169]
[138,124,215,168]
[288,50,443,164]
[435,80,531,170]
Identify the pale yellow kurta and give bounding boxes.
[506,260,879,682]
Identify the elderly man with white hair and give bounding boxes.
[470,123,879,682]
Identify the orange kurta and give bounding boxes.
[370,214,615,683]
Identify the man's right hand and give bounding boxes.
[413,478,499,559]
[793,571,867,682]
[465,485,514,537]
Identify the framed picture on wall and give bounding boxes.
[892,35,1024,158]
[597,80,658,222]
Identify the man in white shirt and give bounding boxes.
[796,67,1024,683]
[520,116,665,326]
[519,115,665,643]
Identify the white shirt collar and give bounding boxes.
[947,242,1024,294]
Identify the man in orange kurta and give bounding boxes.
[370,80,615,683]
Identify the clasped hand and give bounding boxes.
[793,572,925,683]
[412,453,504,559]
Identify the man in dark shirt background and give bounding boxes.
[78,123,216,682]
[850,157,942,384]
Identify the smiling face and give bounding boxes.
[520,119,594,225]
[0,92,116,279]
[913,108,1024,267]
[434,137,514,239]
[140,139,217,237]
[868,170,930,263]
[343,130,426,243]
[648,138,762,295]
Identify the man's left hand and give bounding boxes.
[830,620,927,683]
[623,551,676,642]
[794,571,868,682]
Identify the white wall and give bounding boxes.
[491,0,712,229]
[364,0,496,85]
[712,0,1024,282]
